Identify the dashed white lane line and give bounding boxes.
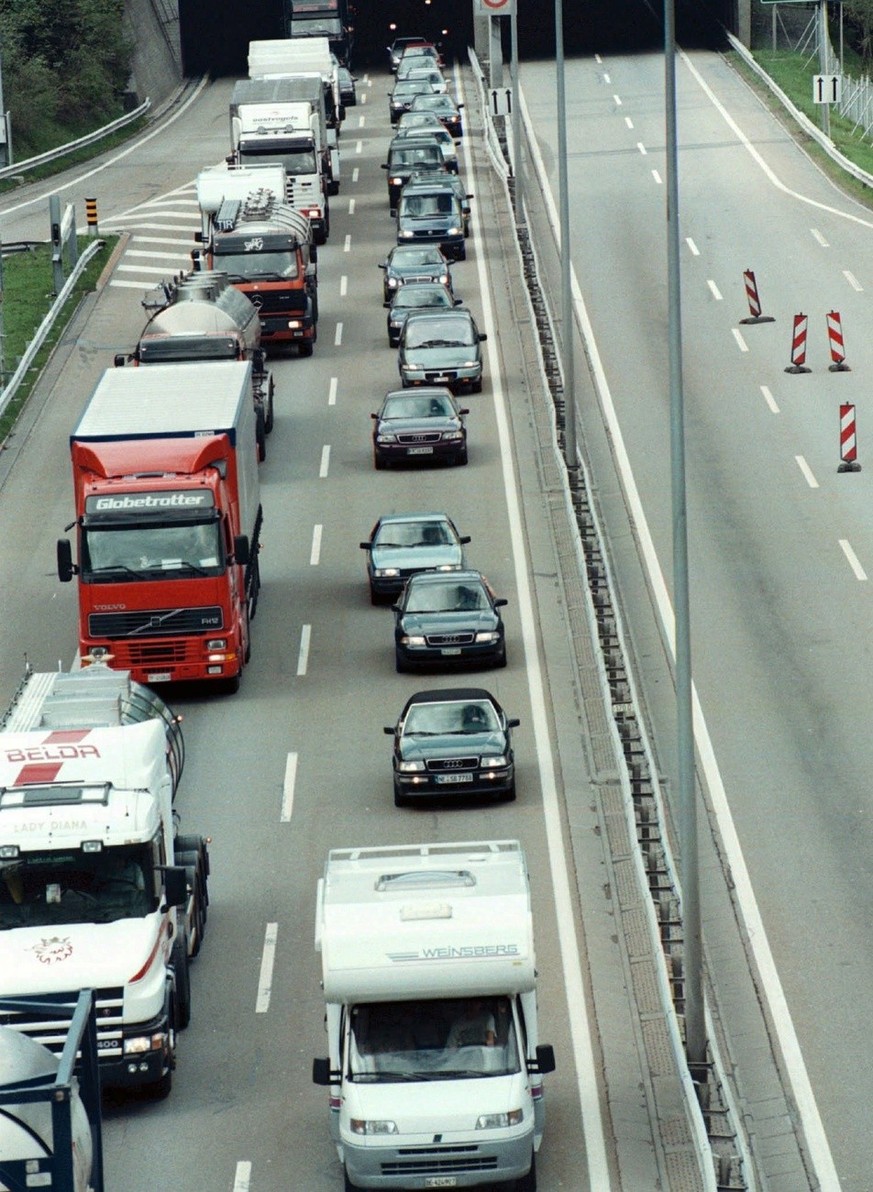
[335,323,344,346]
[340,274,348,296]
[651,169,662,185]
[761,385,779,413]
[297,624,312,675]
[281,752,297,823]
[686,237,699,255]
[795,455,819,488]
[732,328,748,352]
[255,924,278,1013]
[637,142,647,155]
[811,227,829,247]
[319,446,331,478]
[355,140,362,154]
[625,116,634,129]
[707,279,723,300]
[233,1161,252,1192]
[613,93,622,106]
[348,199,356,216]
[840,539,867,580]
[352,167,360,183]
[328,377,338,406]
[344,234,352,252]
[843,269,863,291]
[310,524,323,564]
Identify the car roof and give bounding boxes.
[404,687,499,708]
[389,245,447,260]
[404,308,472,323]
[383,386,455,402]
[406,568,484,587]
[377,511,454,525]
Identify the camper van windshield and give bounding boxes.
[348,997,520,1082]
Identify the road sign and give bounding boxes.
[475,0,516,13]
[813,74,842,104]
[489,88,512,117]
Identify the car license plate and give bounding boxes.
[433,374,450,383]
[440,647,462,655]
[407,446,433,455]
[425,1180,457,1188]
[147,672,171,683]
[436,772,473,784]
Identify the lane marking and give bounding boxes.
[281,752,297,823]
[319,446,331,478]
[255,924,278,1013]
[840,539,867,580]
[355,139,362,154]
[344,233,352,252]
[352,166,360,183]
[795,455,819,488]
[811,227,829,247]
[466,71,610,1188]
[328,377,338,406]
[613,93,622,106]
[334,322,344,346]
[651,169,662,185]
[843,269,863,291]
[686,237,699,255]
[637,142,647,155]
[731,328,749,352]
[761,384,779,413]
[348,198,356,216]
[604,72,611,84]
[233,1161,252,1192]
[707,279,723,300]
[340,275,348,296]
[310,524,323,564]
[625,116,634,130]
[297,624,311,674]
[358,114,365,128]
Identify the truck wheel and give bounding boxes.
[265,379,275,434]
[515,1153,536,1191]
[172,937,192,1029]
[299,340,314,358]
[143,1002,175,1100]
[256,410,267,462]
[176,837,210,924]
[176,851,205,956]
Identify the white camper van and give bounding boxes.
[312,840,555,1190]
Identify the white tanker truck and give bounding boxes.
[115,270,276,462]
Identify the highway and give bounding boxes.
[0,63,657,1191]
[519,47,873,1192]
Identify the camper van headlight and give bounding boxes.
[351,1118,398,1136]
[397,759,425,772]
[476,1109,523,1130]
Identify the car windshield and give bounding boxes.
[375,520,453,548]
[392,147,443,168]
[411,96,454,112]
[399,114,443,130]
[391,248,444,267]
[400,194,457,217]
[403,699,500,735]
[348,997,520,1083]
[405,580,488,613]
[383,394,453,420]
[405,317,474,349]
[394,288,451,310]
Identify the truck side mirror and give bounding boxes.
[533,1043,556,1074]
[312,1057,332,1085]
[338,104,346,121]
[163,865,189,908]
[233,535,251,566]
[57,539,75,583]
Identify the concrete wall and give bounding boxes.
[123,0,184,108]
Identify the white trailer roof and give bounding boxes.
[248,37,332,79]
[196,164,286,215]
[72,361,251,442]
[316,841,536,1002]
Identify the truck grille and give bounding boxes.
[89,606,224,638]
[426,756,479,771]
[0,987,124,1058]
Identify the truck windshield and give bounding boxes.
[238,147,319,176]
[0,844,157,929]
[81,520,224,581]
[214,249,300,282]
[348,997,520,1082]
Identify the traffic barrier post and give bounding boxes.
[785,313,811,373]
[838,403,861,472]
[739,269,774,324]
[827,310,851,372]
[85,197,99,237]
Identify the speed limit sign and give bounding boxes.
[475,0,516,13]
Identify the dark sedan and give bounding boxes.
[372,387,468,470]
[408,93,464,138]
[386,282,459,347]
[379,245,453,306]
[396,189,465,261]
[384,687,519,806]
[403,172,474,236]
[393,570,507,671]
[360,512,470,604]
[389,78,440,124]
[398,308,487,394]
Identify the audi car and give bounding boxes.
[386,282,460,347]
[392,570,507,671]
[384,687,518,806]
[360,512,469,604]
[371,387,468,470]
[379,245,453,306]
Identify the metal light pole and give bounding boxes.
[509,3,522,224]
[664,0,704,1068]
[555,0,576,470]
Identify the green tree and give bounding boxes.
[844,0,873,64]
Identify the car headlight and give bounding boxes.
[397,759,425,772]
[446,226,462,236]
[374,567,401,577]
[389,175,403,185]
[474,631,500,643]
[437,273,450,285]
[387,277,399,288]
[351,1119,398,1135]
[398,229,414,238]
[400,634,426,646]
[461,360,478,368]
[442,430,463,441]
[402,362,423,371]
[481,754,509,768]
[376,433,398,443]
[476,1109,523,1129]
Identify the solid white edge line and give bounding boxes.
[310,524,323,565]
[460,63,611,1187]
[255,923,278,1013]
[281,752,298,823]
[297,624,311,675]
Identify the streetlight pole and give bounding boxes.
[554,0,576,471]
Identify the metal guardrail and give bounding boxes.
[0,239,105,420]
[0,98,150,183]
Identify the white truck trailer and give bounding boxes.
[312,840,555,1191]
[0,664,209,1099]
[247,36,343,144]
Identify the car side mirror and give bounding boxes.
[390,604,401,613]
[454,298,462,306]
[360,542,372,550]
[233,535,251,566]
[457,103,465,109]
[533,1044,556,1074]
[459,408,469,415]
[312,1057,333,1086]
[460,535,471,544]
[378,263,387,270]
[163,865,189,908]
[370,412,378,419]
[383,726,395,735]
[114,353,126,367]
[507,717,520,729]
[494,598,508,608]
[479,333,488,342]
[381,162,389,169]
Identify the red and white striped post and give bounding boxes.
[739,269,774,324]
[838,403,861,472]
[785,313,811,373]
[827,310,851,372]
